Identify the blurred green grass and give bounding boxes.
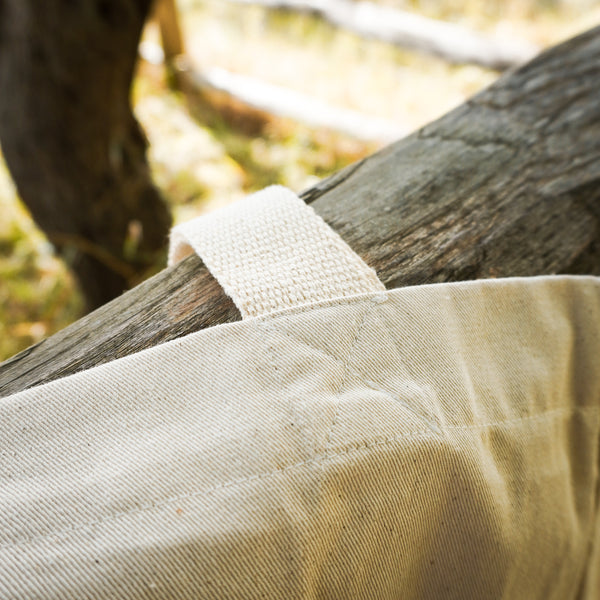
[1,0,599,361]
[0,168,83,359]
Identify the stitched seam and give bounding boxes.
[258,319,313,461]
[254,291,381,326]
[6,278,598,407]
[2,405,597,551]
[264,312,442,435]
[1,295,379,409]
[323,301,376,455]
[361,378,441,434]
[249,275,598,327]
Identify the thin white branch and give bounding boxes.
[224,0,539,70]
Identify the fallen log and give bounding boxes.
[224,0,539,70]
[1,26,599,397]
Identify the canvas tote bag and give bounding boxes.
[1,186,599,599]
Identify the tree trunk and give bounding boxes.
[0,0,172,310]
[1,26,599,397]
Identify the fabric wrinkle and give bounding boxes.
[1,184,599,598]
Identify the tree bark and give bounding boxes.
[0,0,172,311]
[1,26,599,397]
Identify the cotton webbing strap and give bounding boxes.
[168,185,385,318]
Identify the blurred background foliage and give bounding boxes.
[1,0,598,360]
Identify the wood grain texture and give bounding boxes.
[1,26,599,397]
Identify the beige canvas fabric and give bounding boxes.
[1,187,600,599]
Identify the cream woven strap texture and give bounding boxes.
[169,185,385,318]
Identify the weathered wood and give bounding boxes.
[224,0,539,70]
[1,27,599,397]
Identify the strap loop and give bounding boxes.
[169,186,385,318]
